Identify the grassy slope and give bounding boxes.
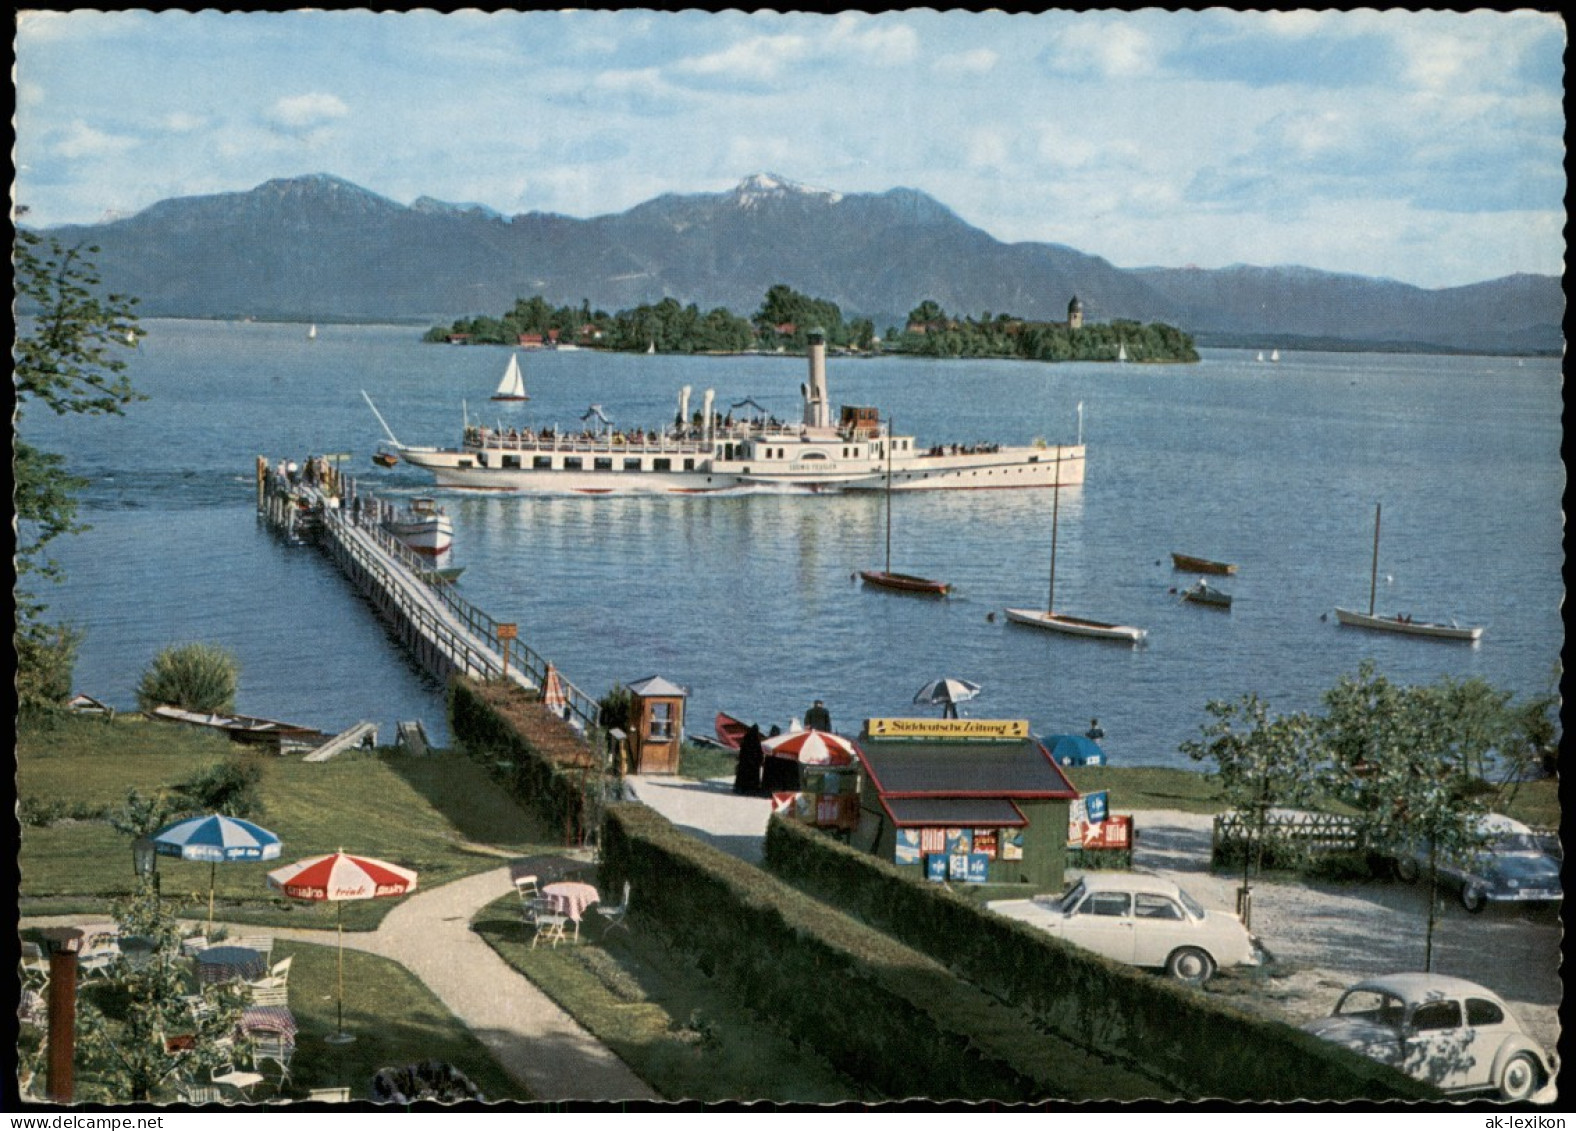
[18,715,556,927]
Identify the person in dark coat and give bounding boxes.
[804,699,832,731]
[733,724,765,795]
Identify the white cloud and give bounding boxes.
[53,120,139,159]
[676,34,809,81]
[825,15,919,64]
[1044,21,1155,79]
[934,48,998,76]
[163,111,207,134]
[266,92,349,132]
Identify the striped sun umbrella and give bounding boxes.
[151,814,282,934]
[761,728,857,766]
[266,851,418,1043]
[542,663,569,714]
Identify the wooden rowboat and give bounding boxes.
[713,711,751,750]
[1171,553,1236,575]
[1004,607,1147,643]
[859,569,951,596]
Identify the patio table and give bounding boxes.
[543,881,599,939]
[240,1004,298,1044]
[196,945,266,985]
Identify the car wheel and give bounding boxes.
[1497,1053,1540,1102]
[1460,883,1488,913]
[1393,857,1419,884]
[1166,947,1216,985]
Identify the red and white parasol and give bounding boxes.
[542,663,568,713]
[266,851,418,1043]
[761,728,856,766]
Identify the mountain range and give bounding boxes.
[36,172,1562,354]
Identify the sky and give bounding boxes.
[13,9,1567,289]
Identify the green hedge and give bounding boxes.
[448,676,601,842]
[600,803,1175,1101]
[763,817,1435,1103]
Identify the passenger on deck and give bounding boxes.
[733,724,765,795]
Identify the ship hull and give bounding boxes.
[1003,607,1146,642]
[1333,607,1482,642]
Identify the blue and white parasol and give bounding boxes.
[151,814,282,932]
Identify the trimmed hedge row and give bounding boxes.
[600,802,1177,1102]
[763,816,1435,1103]
[448,676,602,842]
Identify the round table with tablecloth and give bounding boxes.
[543,881,600,923]
[196,945,266,985]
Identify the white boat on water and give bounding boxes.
[1333,503,1482,643]
[1270,348,1280,362]
[367,330,1085,495]
[308,323,318,341]
[383,496,453,555]
[1003,482,1145,643]
[490,353,529,402]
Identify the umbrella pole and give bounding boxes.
[324,901,356,1045]
[207,861,216,936]
[326,901,355,1044]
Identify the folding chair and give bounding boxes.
[598,881,632,934]
[251,1033,294,1089]
[20,941,50,990]
[525,899,569,949]
[212,1059,264,1099]
[181,1085,225,1106]
[249,982,290,1007]
[513,874,540,903]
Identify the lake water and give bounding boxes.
[29,320,1564,766]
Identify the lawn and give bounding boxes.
[470,896,876,1104]
[19,715,558,929]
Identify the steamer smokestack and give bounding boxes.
[804,326,829,430]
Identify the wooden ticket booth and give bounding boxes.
[626,675,688,775]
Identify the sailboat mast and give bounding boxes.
[1368,502,1382,616]
[1048,484,1060,613]
[884,416,894,574]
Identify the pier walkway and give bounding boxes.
[255,458,601,732]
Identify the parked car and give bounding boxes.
[1301,973,1556,1101]
[1390,813,1561,913]
[986,871,1263,984]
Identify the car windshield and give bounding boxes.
[1034,881,1086,913]
[1489,853,1561,880]
[1335,989,1406,1027]
[1174,887,1206,919]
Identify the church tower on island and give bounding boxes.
[1067,295,1084,330]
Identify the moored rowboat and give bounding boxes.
[1181,580,1232,609]
[859,569,951,596]
[1333,607,1482,642]
[1004,607,1147,643]
[1171,553,1236,575]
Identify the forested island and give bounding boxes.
[424,285,1198,363]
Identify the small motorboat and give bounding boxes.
[1180,579,1232,609]
[383,496,453,555]
[372,445,401,469]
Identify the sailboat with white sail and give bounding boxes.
[490,353,529,402]
[1004,486,1146,642]
[307,324,318,341]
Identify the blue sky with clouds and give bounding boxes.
[15,9,1566,289]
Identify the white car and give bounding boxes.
[987,872,1263,983]
[1301,973,1557,1101]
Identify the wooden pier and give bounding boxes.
[255,457,602,740]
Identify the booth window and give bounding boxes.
[649,702,673,740]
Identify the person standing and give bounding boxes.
[733,724,765,795]
[805,699,832,732]
[1086,717,1105,743]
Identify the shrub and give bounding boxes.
[136,642,239,714]
[168,758,265,819]
[15,620,82,718]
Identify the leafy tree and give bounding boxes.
[907,299,946,327]
[1181,693,1319,926]
[75,880,246,1102]
[14,211,144,712]
[136,642,241,713]
[1320,661,1491,970]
